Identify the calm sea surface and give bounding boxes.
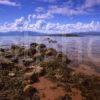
[0,36,100,71]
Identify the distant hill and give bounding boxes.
[0,31,100,36]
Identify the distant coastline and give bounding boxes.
[0,31,100,37]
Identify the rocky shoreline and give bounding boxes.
[0,43,100,100]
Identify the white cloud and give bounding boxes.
[28,13,53,20]
[0,15,100,33]
[82,0,100,9]
[0,0,20,7]
[44,0,100,16]
[37,0,57,3]
[48,6,87,16]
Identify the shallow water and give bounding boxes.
[0,36,100,71]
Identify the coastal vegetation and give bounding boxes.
[0,43,100,100]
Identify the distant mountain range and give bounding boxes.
[0,31,100,36]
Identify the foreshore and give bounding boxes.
[0,43,100,100]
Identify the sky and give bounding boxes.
[0,0,100,33]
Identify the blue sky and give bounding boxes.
[0,0,100,33]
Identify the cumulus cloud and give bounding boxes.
[0,15,100,33]
[28,12,53,20]
[0,0,20,7]
[48,6,87,16]
[42,0,100,16]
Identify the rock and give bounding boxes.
[36,44,46,52]
[22,58,33,66]
[4,52,13,58]
[8,72,15,77]
[23,85,37,97]
[31,66,44,75]
[22,80,31,87]
[29,48,37,56]
[24,71,38,83]
[11,57,18,63]
[0,59,14,69]
[0,48,5,52]
[45,48,57,56]
[24,66,44,82]
[56,52,64,58]
[30,43,38,48]
[33,53,44,62]
[59,94,72,100]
